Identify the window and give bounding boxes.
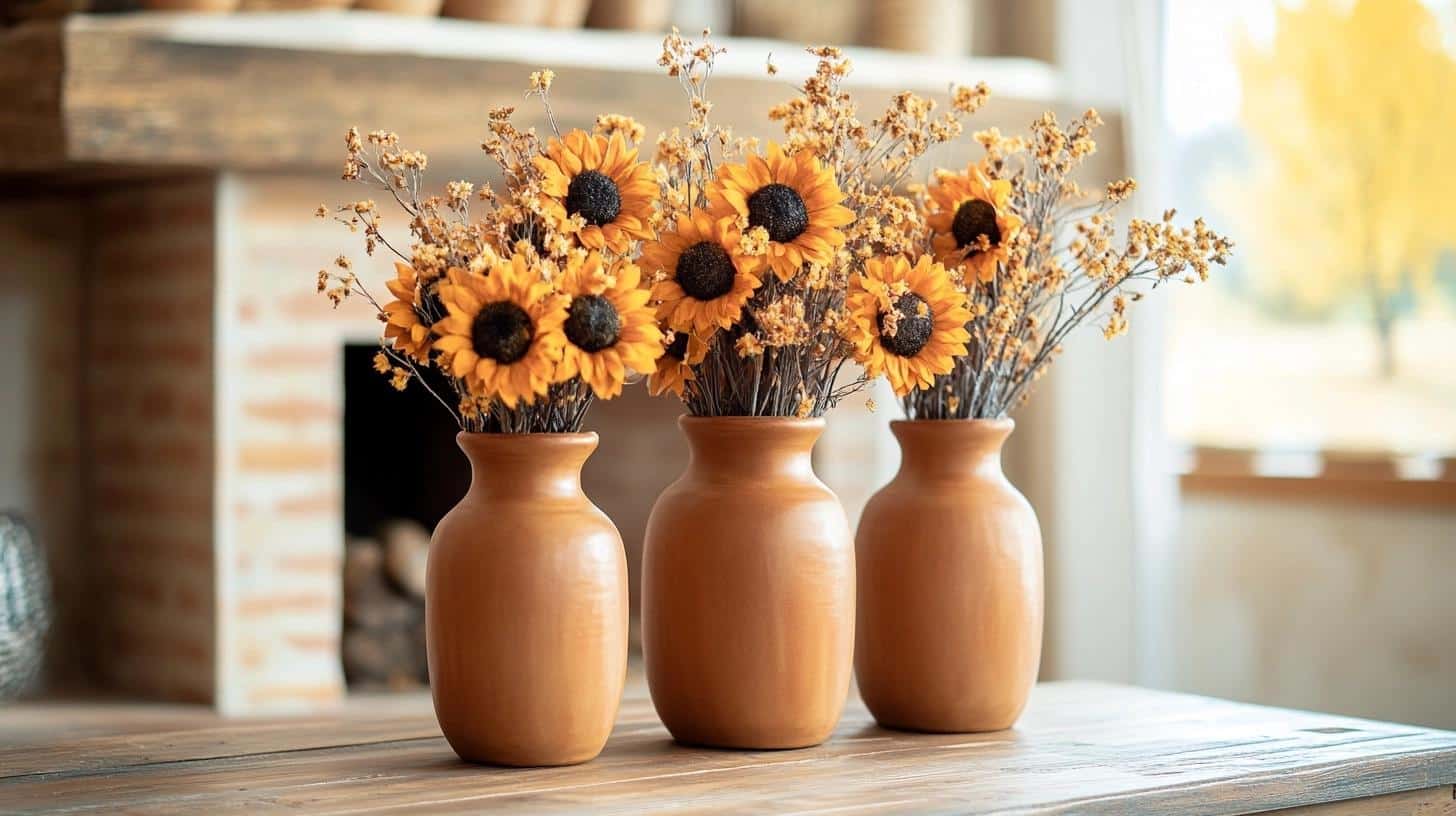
[1161,0,1456,475]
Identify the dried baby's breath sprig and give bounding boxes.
[594,113,646,145]
[904,111,1233,419]
[654,27,737,222]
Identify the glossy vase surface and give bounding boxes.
[642,416,855,749]
[855,419,1043,733]
[427,432,627,766]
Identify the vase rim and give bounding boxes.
[890,417,1014,430]
[678,414,826,429]
[455,430,599,450]
[889,417,1015,443]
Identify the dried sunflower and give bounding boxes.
[555,252,664,399]
[648,329,708,398]
[846,254,971,396]
[432,254,568,407]
[926,163,1022,284]
[643,210,764,335]
[706,142,853,282]
[534,130,657,255]
[381,261,433,362]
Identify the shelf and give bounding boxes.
[0,11,1078,176]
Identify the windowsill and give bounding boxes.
[1176,446,1456,507]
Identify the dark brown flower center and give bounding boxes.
[663,332,689,361]
[471,300,534,364]
[952,198,1001,252]
[879,292,933,358]
[747,182,809,243]
[565,170,621,227]
[564,294,621,352]
[675,241,737,300]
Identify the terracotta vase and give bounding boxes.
[427,432,628,766]
[642,416,855,750]
[855,419,1043,733]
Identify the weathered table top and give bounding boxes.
[2,672,1454,815]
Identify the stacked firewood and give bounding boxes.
[342,520,429,691]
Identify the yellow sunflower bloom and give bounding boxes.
[555,252,664,399]
[925,163,1022,284]
[381,261,433,363]
[642,210,764,335]
[648,330,708,398]
[534,130,657,255]
[706,142,853,282]
[846,254,972,396]
[431,253,568,407]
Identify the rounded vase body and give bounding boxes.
[642,416,855,749]
[427,432,628,766]
[855,419,1043,732]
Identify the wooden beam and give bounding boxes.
[0,11,1080,176]
[0,21,66,171]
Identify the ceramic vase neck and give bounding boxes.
[890,419,1014,482]
[456,431,596,500]
[679,416,823,483]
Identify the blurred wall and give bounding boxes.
[1164,494,1456,729]
[0,195,87,692]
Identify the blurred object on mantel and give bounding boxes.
[341,526,428,692]
[5,0,142,20]
[141,0,241,10]
[441,0,540,24]
[862,0,972,55]
[239,0,350,9]
[542,0,591,27]
[732,0,860,46]
[0,514,51,700]
[352,0,442,15]
[586,0,671,32]
[3,0,84,22]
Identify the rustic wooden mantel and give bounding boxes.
[0,11,1069,177]
[3,673,1454,814]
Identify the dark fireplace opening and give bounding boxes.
[341,343,467,692]
[344,344,468,537]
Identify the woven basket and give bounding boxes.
[0,514,50,700]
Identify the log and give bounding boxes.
[378,520,429,600]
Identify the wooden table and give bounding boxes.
[3,673,1454,815]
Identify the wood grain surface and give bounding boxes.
[0,12,1100,177]
[2,673,1454,814]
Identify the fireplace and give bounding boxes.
[343,345,468,550]
[340,344,464,691]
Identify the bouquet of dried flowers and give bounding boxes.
[316,72,666,433]
[900,111,1235,419]
[641,31,988,417]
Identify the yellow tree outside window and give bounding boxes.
[1229,0,1456,378]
